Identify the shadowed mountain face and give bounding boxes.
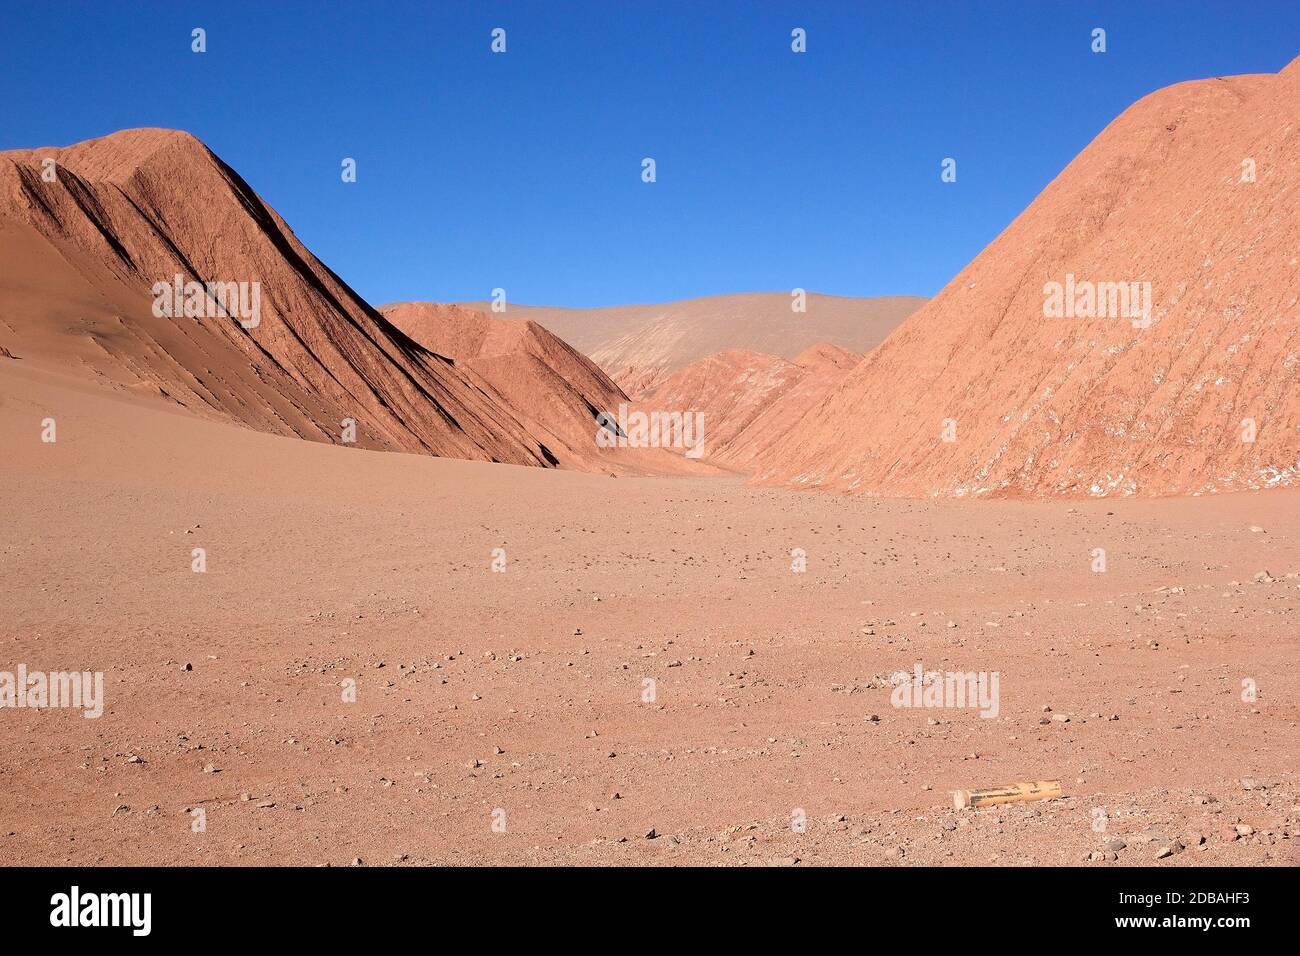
[0,128,559,466]
[380,301,716,475]
[457,292,925,398]
[754,58,1300,499]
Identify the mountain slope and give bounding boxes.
[754,58,1300,498]
[626,342,863,471]
[708,343,861,471]
[0,128,557,466]
[635,349,805,462]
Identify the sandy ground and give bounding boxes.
[1,363,1297,866]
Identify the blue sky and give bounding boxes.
[2,1,1297,307]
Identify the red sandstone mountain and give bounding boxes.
[458,292,924,398]
[634,349,804,462]
[379,301,710,473]
[0,129,558,466]
[754,58,1300,498]
[708,343,861,470]
[630,342,861,470]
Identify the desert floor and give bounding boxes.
[1,363,1296,866]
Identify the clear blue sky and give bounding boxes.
[2,1,1297,307]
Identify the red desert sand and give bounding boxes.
[1,365,1296,865]
[1,63,1297,867]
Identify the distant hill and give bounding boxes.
[458,292,924,397]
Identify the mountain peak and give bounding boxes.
[3,128,215,184]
